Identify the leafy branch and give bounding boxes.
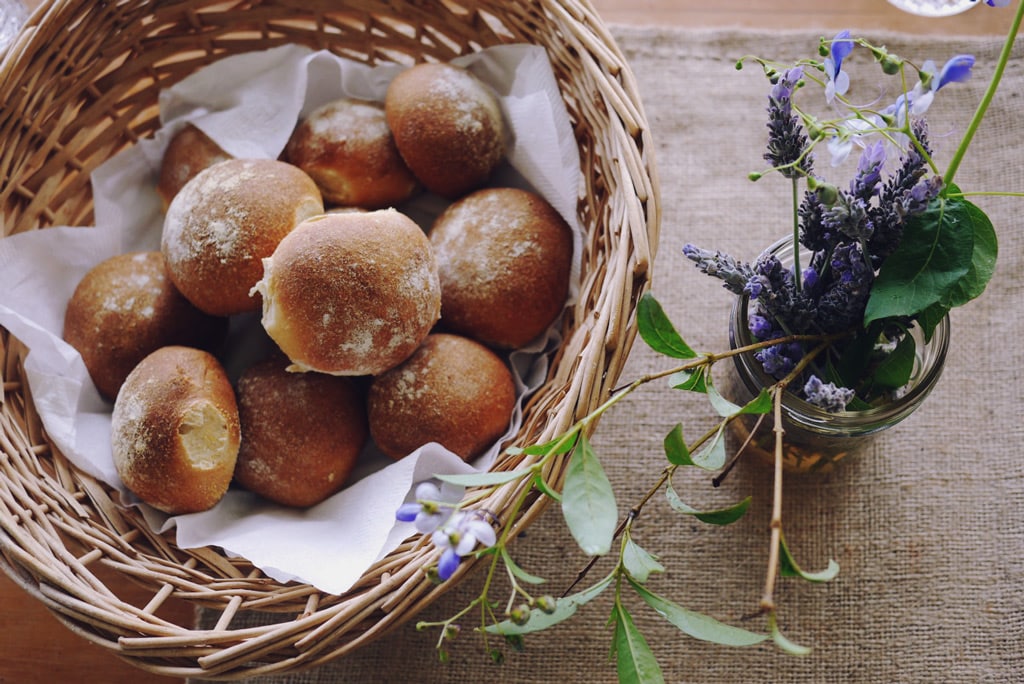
[410,292,842,677]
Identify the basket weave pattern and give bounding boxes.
[0,0,659,678]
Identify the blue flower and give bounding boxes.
[978,0,1010,7]
[395,481,465,534]
[431,510,497,580]
[934,55,975,91]
[824,30,854,103]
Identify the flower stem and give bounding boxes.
[943,1,1024,187]
[791,177,801,291]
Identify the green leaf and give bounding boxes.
[779,534,840,582]
[937,194,998,309]
[436,468,534,487]
[768,612,812,656]
[662,424,695,467]
[613,600,665,684]
[629,577,767,647]
[506,432,579,457]
[739,388,773,415]
[532,471,563,503]
[864,195,974,325]
[706,382,743,417]
[637,292,697,359]
[665,485,752,526]
[485,575,613,635]
[561,433,618,556]
[916,302,950,342]
[869,332,915,389]
[501,547,546,585]
[690,423,727,471]
[668,367,707,393]
[622,537,665,583]
[706,384,772,418]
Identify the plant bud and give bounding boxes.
[533,595,558,614]
[814,182,839,206]
[509,604,531,626]
[880,54,903,75]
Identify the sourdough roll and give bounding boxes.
[284,97,418,209]
[111,346,240,514]
[254,209,441,376]
[235,355,368,508]
[429,187,573,349]
[62,251,227,401]
[157,123,232,209]
[385,62,506,199]
[162,158,324,316]
[368,333,516,461]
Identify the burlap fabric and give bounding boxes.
[192,26,1024,683]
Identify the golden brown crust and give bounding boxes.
[62,251,227,401]
[111,346,240,515]
[284,98,418,209]
[161,158,324,316]
[367,333,516,461]
[385,62,505,199]
[234,355,368,507]
[429,187,573,349]
[255,209,441,376]
[157,123,232,210]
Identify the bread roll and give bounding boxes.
[254,209,441,376]
[429,187,573,349]
[111,346,240,514]
[284,97,418,209]
[234,355,368,507]
[63,251,227,401]
[368,333,516,461]
[157,123,232,209]
[385,62,505,199]
[161,158,324,316]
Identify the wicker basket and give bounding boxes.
[0,0,659,679]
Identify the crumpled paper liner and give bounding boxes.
[0,43,582,595]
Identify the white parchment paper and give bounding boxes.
[0,44,582,595]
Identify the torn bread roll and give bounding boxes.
[254,209,441,376]
[111,346,240,514]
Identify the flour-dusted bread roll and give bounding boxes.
[162,158,324,316]
[62,251,227,401]
[234,355,368,508]
[157,123,232,209]
[111,346,240,515]
[254,209,441,376]
[368,333,516,461]
[429,187,573,349]
[284,97,418,209]
[385,62,506,199]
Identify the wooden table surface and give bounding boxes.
[0,1,1010,683]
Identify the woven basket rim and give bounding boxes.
[0,0,661,678]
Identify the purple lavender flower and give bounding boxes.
[682,244,757,295]
[850,142,886,200]
[754,339,805,379]
[802,375,856,412]
[748,312,774,339]
[764,67,813,178]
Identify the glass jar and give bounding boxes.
[723,237,951,473]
